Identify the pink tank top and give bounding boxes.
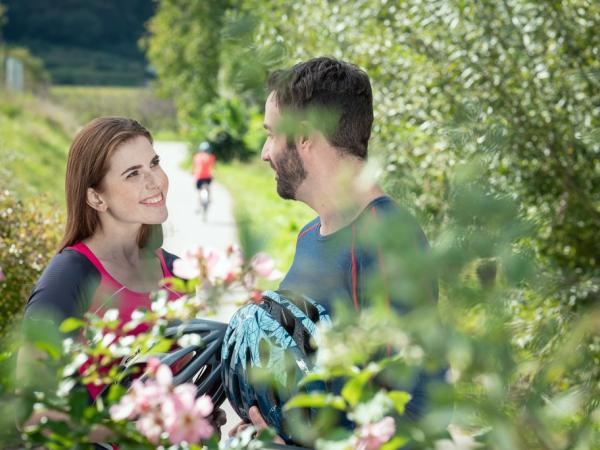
[69,242,183,400]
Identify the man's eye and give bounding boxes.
[151,158,160,167]
[126,170,138,179]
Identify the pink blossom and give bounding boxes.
[136,412,164,444]
[162,390,214,444]
[203,247,221,269]
[355,416,396,450]
[109,357,216,445]
[172,383,198,407]
[109,393,137,421]
[250,253,282,280]
[109,378,164,421]
[133,379,167,415]
[146,357,161,375]
[206,247,242,284]
[173,252,200,279]
[155,364,173,387]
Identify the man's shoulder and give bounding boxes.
[297,216,321,240]
[368,195,397,213]
[367,196,422,222]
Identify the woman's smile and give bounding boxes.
[140,192,165,206]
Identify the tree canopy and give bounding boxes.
[1,0,155,85]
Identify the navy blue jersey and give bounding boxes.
[280,196,436,312]
[24,248,179,326]
[280,196,441,422]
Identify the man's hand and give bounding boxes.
[229,406,285,444]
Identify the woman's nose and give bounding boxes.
[144,171,159,189]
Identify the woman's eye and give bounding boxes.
[126,170,138,179]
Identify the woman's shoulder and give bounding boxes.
[24,248,101,324]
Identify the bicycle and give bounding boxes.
[198,184,210,221]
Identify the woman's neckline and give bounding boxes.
[75,242,166,294]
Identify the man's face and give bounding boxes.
[261,92,307,200]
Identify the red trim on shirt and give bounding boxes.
[370,207,391,308]
[298,222,319,240]
[351,223,360,311]
[157,249,173,278]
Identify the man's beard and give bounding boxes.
[273,141,307,200]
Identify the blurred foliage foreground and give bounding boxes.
[0,164,597,449]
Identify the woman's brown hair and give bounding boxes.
[59,117,162,252]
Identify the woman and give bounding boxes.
[18,117,224,443]
[24,117,177,333]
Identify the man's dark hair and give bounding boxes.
[267,57,373,159]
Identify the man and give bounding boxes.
[262,56,435,312]
[231,56,438,444]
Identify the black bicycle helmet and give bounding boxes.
[221,290,331,444]
[120,318,227,407]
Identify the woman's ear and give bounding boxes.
[86,187,107,212]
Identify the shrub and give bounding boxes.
[0,189,62,339]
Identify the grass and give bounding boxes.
[0,91,76,205]
[0,85,179,207]
[22,41,149,86]
[49,85,178,134]
[216,160,315,274]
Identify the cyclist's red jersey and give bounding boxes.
[193,152,216,180]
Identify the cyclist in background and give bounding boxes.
[193,141,217,213]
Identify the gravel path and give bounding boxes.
[156,141,244,440]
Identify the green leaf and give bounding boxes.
[33,340,61,360]
[381,436,410,450]
[387,391,412,415]
[284,393,346,411]
[59,317,86,333]
[163,276,192,294]
[341,371,372,406]
[298,368,349,386]
[68,387,90,419]
[105,383,127,403]
[149,338,174,354]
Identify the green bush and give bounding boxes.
[0,189,62,339]
[187,97,261,162]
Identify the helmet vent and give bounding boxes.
[279,290,320,323]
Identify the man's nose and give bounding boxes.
[261,143,270,162]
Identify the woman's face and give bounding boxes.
[98,135,169,226]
